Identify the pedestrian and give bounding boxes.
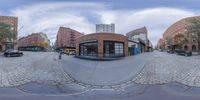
[59,50,62,59]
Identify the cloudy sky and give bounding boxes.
[0,0,200,46]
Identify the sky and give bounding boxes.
[0,0,200,46]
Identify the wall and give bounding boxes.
[76,33,128,58]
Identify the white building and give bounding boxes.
[126,27,152,52]
[96,23,115,33]
[126,27,148,44]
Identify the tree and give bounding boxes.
[0,22,16,42]
[167,38,173,50]
[159,42,166,50]
[186,18,200,53]
[39,42,49,48]
[172,34,188,49]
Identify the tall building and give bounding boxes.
[0,16,18,51]
[96,23,115,33]
[55,27,83,49]
[157,16,200,52]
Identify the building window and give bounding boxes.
[184,45,188,50]
[115,42,124,56]
[193,39,196,43]
[103,41,124,58]
[70,31,75,47]
[192,45,197,52]
[79,41,98,57]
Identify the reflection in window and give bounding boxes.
[79,41,98,57]
[104,41,124,57]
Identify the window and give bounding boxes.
[104,41,124,57]
[79,41,98,57]
[192,45,197,52]
[193,39,196,42]
[70,31,75,47]
[115,43,124,56]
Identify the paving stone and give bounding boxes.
[0,52,71,87]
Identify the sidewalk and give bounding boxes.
[192,52,199,56]
[0,52,3,57]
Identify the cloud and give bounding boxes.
[98,8,196,46]
[9,2,197,46]
[10,2,106,43]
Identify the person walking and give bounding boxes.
[59,50,62,59]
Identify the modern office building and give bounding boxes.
[0,16,18,51]
[96,23,115,33]
[76,33,128,58]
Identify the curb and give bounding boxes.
[74,56,124,61]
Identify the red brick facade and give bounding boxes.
[76,33,128,58]
[157,16,200,51]
[18,32,49,48]
[156,38,164,49]
[0,16,18,51]
[55,27,83,48]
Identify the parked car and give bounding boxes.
[175,49,192,56]
[167,50,174,54]
[4,49,23,57]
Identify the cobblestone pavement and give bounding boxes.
[61,51,200,89]
[1,51,200,99]
[0,52,71,87]
[134,51,200,87]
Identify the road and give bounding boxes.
[0,52,71,87]
[61,52,149,86]
[61,51,200,88]
[0,51,200,100]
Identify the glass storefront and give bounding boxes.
[104,41,124,57]
[79,40,125,58]
[79,41,98,57]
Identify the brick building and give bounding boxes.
[0,16,18,51]
[55,27,83,50]
[18,32,50,51]
[157,16,200,52]
[76,33,128,58]
[156,38,165,49]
